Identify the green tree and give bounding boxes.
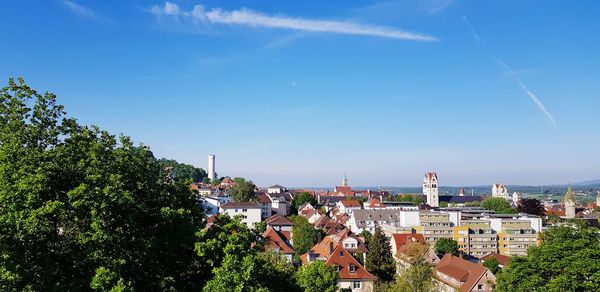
[387,262,434,292]
[0,78,204,291]
[365,226,396,282]
[517,198,545,216]
[291,216,322,257]
[359,230,372,248]
[229,178,257,202]
[295,261,337,292]
[483,258,500,275]
[434,238,459,256]
[202,177,211,184]
[291,192,317,214]
[497,224,600,291]
[157,158,207,183]
[481,197,516,214]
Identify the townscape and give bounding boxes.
[191,155,600,292]
[2,1,600,291]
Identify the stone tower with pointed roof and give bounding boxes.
[342,173,348,187]
[564,186,576,219]
[423,172,439,207]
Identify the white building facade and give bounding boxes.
[423,172,439,207]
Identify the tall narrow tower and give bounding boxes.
[208,154,216,181]
[342,173,348,187]
[423,172,439,207]
[564,186,576,219]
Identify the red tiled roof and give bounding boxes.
[392,233,426,253]
[481,253,510,266]
[262,227,294,254]
[340,199,361,208]
[300,236,374,281]
[367,198,385,208]
[435,254,490,292]
[266,214,293,226]
[258,194,272,203]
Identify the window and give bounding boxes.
[353,281,361,289]
[478,284,483,290]
[349,265,356,273]
[242,209,248,212]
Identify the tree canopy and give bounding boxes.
[481,197,517,214]
[517,198,545,216]
[291,192,317,214]
[0,78,204,290]
[157,158,207,183]
[497,223,600,291]
[434,238,459,256]
[365,226,396,282]
[291,216,322,258]
[294,260,337,292]
[483,258,500,275]
[229,178,257,202]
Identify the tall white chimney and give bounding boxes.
[208,154,216,181]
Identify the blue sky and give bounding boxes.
[1,0,599,187]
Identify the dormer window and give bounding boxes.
[335,265,341,272]
[349,265,356,273]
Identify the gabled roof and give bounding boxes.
[325,245,375,280]
[268,184,286,189]
[266,214,293,226]
[262,227,294,254]
[340,199,361,208]
[367,198,385,208]
[258,194,272,203]
[300,236,374,281]
[435,254,491,292]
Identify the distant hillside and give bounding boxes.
[574,179,600,185]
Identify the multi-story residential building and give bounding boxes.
[219,202,262,229]
[258,194,273,219]
[494,219,537,256]
[266,214,294,232]
[458,220,498,257]
[414,212,455,246]
[348,209,404,234]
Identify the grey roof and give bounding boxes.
[268,184,286,189]
[351,209,403,228]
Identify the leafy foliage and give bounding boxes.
[295,260,337,292]
[517,198,545,216]
[497,224,600,291]
[291,192,317,214]
[387,262,434,292]
[157,158,207,183]
[229,178,257,202]
[0,78,204,291]
[365,226,396,282]
[434,238,459,256]
[483,257,500,275]
[291,216,322,258]
[481,197,517,214]
[386,194,424,205]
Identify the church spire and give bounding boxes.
[564,185,576,203]
[342,173,348,187]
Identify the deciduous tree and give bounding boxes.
[295,260,337,292]
[434,238,459,256]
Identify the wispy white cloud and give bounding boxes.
[61,0,107,22]
[429,0,455,14]
[462,15,556,127]
[149,2,436,41]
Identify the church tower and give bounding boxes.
[342,173,348,187]
[423,172,439,207]
[564,186,576,219]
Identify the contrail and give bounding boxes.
[462,15,556,127]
